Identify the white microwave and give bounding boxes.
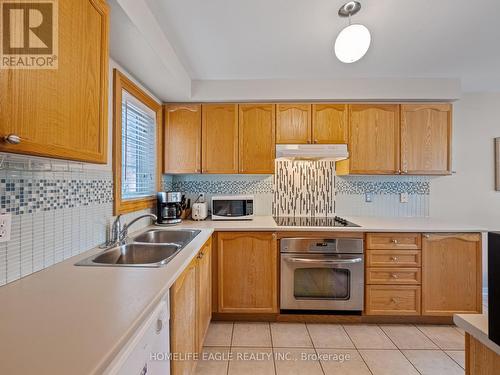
[211,195,254,220]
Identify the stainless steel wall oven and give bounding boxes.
[280,236,364,311]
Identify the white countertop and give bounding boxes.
[454,314,500,355]
[0,227,214,375]
[172,215,487,233]
[0,215,486,375]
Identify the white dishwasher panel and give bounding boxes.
[104,292,170,375]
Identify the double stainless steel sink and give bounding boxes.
[75,229,201,267]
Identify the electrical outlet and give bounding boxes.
[198,193,206,203]
[400,192,409,203]
[365,193,373,203]
[0,213,12,243]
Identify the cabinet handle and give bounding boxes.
[391,297,398,304]
[307,140,311,144]
[198,251,204,259]
[423,234,430,238]
[4,134,21,144]
[391,239,399,244]
[390,274,399,279]
[314,139,318,144]
[390,256,398,261]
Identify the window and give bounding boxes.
[113,69,162,214]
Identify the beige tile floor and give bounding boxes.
[195,322,467,375]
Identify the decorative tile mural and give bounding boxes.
[274,160,335,217]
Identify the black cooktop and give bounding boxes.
[273,216,360,227]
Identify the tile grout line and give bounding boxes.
[442,350,466,370]
[414,324,454,351]
[341,324,375,375]
[227,322,235,375]
[304,323,326,375]
[377,324,423,375]
[269,322,278,375]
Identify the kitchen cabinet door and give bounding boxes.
[217,232,278,313]
[164,104,202,173]
[422,233,482,316]
[171,259,197,375]
[196,239,212,352]
[0,0,109,163]
[238,104,276,174]
[347,104,400,174]
[401,104,452,175]
[276,104,311,144]
[311,104,348,144]
[202,104,238,173]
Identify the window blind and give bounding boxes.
[121,90,157,200]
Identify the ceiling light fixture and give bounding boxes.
[334,1,371,63]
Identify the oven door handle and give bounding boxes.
[284,257,363,264]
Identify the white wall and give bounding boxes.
[431,92,500,290]
[431,93,500,231]
[191,78,461,102]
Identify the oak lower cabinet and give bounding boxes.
[196,238,212,352]
[365,233,422,316]
[422,233,482,316]
[238,104,276,174]
[164,104,202,173]
[366,285,421,316]
[170,259,197,375]
[217,232,278,313]
[0,0,109,163]
[400,104,452,175]
[170,238,212,375]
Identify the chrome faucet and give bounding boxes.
[104,213,157,247]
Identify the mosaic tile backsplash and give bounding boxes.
[0,154,152,287]
[163,168,431,218]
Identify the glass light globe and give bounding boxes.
[334,24,371,63]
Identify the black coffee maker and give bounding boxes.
[157,192,182,225]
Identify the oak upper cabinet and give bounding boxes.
[276,104,311,144]
[217,232,278,313]
[202,104,239,173]
[164,104,202,173]
[0,0,109,163]
[239,104,276,174]
[400,104,452,175]
[346,104,400,174]
[170,259,197,375]
[422,233,482,316]
[312,104,349,144]
[196,238,212,352]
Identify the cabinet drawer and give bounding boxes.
[366,233,422,250]
[366,250,421,267]
[366,268,421,285]
[365,285,421,316]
